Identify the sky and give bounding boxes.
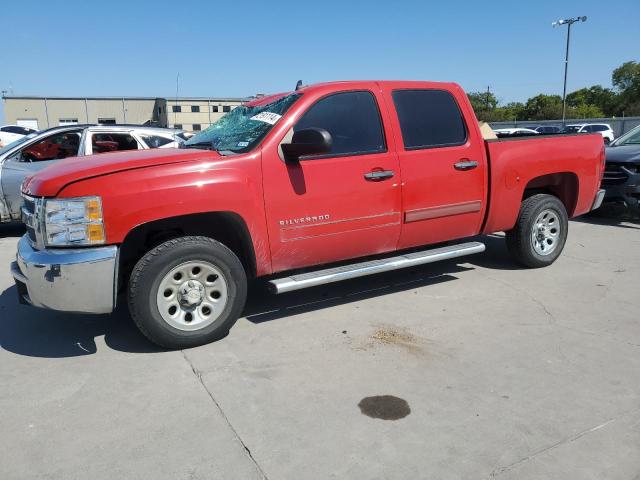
[1,0,638,123]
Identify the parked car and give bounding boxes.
[0,125,186,223]
[0,125,38,147]
[11,80,605,348]
[601,124,640,209]
[531,125,562,134]
[493,128,539,138]
[561,123,615,143]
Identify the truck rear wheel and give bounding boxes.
[128,236,247,349]
[505,194,568,268]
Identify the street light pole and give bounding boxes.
[561,21,571,125]
[552,16,587,126]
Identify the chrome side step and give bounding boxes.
[268,241,485,294]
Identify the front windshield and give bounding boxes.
[184,93,301,153]
[612,125,640,146]
[0,133,37,156]
[561,126,581,133]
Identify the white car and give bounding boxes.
[563,124,615,143]
[0,125,38,147]
[493,128,539,138]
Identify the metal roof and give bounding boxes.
[2,95,162,101]
[2,95,250,102]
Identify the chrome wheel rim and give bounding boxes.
[531,209,560,256]
[156,261,228,331]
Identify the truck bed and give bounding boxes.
[482,133,605,234]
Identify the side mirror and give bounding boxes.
[281,128,332,162]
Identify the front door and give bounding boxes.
[0,130,81,217]
[382,87,487,248]
[262,88,402,273]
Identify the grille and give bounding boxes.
[602,164,629,186]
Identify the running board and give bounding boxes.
[268,241,485,294]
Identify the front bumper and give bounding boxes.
[10,235,118,314]
[602,165,640,208]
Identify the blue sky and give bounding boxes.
[1,0,638,123]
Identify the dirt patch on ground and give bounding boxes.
[361,326,424,355]
[371,327,416,345]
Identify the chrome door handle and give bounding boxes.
[454,160,478,171]
[364,170,394,181]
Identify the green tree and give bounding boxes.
[522,94,563,120]
[612,61,640,115]
[467,91,498,120]
[501,102,526,120]
[566,85,618,116]
[569,103,604,119]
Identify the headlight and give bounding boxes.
[44,196,106,246]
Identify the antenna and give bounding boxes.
[295,80,303,91]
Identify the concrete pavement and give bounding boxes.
[1,206,639,479]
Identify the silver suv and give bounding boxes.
[0,125,187,223]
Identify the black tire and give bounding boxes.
[505,194,568,268]
[128,236,247,349]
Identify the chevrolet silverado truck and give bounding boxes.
[11,81,606,348]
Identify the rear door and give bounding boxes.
[262,87,402,272]
[382,85,487,248]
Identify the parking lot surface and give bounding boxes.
[1,207,639,480]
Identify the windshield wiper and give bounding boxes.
[183,141,215,150]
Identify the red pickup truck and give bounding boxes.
[12,81,605,348]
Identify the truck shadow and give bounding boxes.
[0,289,163,358]
[243,234,518,324]
[0,234,518,358]
[573,203,640,229]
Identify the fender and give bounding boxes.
[57,151,274,276]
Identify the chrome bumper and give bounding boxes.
[591,189,606,211]
[10,235,118,314]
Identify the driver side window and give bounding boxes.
[21,132,80,162]
[294,91,386,158]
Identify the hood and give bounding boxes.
[23,148,221,197]
[605,144,640,164]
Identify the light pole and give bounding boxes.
[552,16,587,126]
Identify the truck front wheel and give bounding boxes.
[128,236,247,348]
[505,194,568,268]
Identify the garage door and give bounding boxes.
[16,119,39,130]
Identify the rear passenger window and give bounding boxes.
[295,91,385,157]
[392,89,467,149]
[92,133,139,154]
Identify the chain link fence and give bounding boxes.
[489,116,640,137]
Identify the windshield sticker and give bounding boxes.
[250,112,282,125]
[237,141,249,147]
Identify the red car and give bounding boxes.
[13,80,605,348]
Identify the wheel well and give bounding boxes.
[118,212,257,291]
[522,172,579,216]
